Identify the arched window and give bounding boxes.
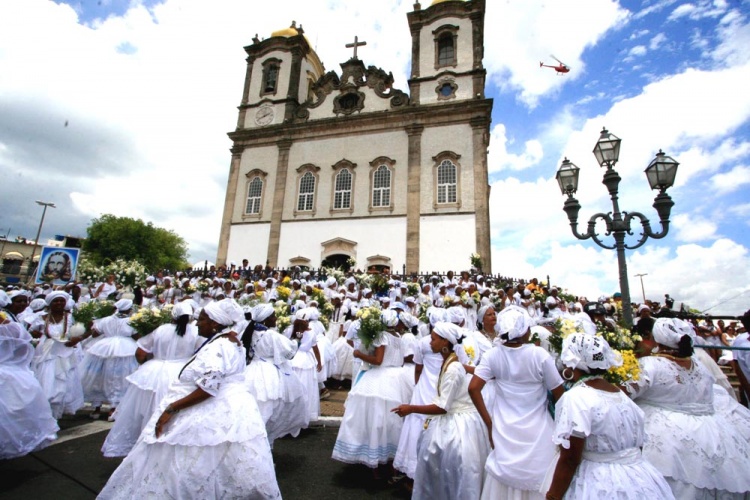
[437,159,457,204]
[372,165,391,208]
[433,25,459,69]
[334,168,352,209]
[261,58,282,96]
[297,172,316,211]
[245,177,263,214]
[438,34,455,66]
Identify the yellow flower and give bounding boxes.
[464,345,476,362]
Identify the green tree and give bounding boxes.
[83,214,189,271]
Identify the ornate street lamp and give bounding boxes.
[556,128,679,326]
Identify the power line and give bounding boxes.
[701,289,750,313]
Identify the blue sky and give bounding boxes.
[1,0,749,313]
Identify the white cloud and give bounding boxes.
[488,124,544,173]
[649,32,668,50]
[628,45,648,57]
[711,164,750,193]
[484,0,629,107]
[671,213,718,242]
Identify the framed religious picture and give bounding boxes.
[35,246,80,286]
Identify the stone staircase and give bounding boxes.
[720,364,743,402]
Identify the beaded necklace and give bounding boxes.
[45,312,69,341]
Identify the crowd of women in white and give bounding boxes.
[1,271,750,500]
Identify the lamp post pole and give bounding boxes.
[556,128,679,327]
[634,273,648,303]
[27,200,56,282]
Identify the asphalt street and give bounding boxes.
[0,413,412,500]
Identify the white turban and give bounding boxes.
[381,309,399,328]
[0,291,9,308]
[325,277,337,288]
[477,304,495,323]
[172,301,193,319]
[114,299,133,312]
[203,301,234,326]
[561,332,622,373]
[219,299,244,325]
[398,311,419,329]
[653,317,686,349]
[29,298,47,312]
[296,307,319,322]
[427,307,447,326]
[433,321,463,345]
[447,306,465,326]
[45,291,70,306]
[344,277,356,286]
[673,318,697,342]
[252,304,275,323]
[495,305,532,342]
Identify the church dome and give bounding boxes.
[430,0,464,5]
[271,25,299,38]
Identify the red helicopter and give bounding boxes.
[540,55,570,74]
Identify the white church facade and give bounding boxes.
[217,0,492,274]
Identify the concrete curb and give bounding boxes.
[309,416,343,428]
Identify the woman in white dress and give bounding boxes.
[469,305,564,500]
[331,306,356,383]
[545,333,674,500]
[332,309,414,476]
[101,302,202,457]
[393,322,490,500]
[0,320,59,459]
[290,307,323,425]
[79,299,139,420]
[243,304,307,445]
[30,291,85,419]
[98,301,281,499]
[393,309,444,482]
[627,318,750,499]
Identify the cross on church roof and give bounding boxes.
[345,36,367,60]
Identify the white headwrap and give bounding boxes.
[219,299,244,326]
[296,307,319,322]
[398,311,419,329]
[114,299,133,312]
[427,307,447,326]
[477,304,495,323]
[203,301,234,326]
[447,306,465,326]
[172,301,193,319]
[653,317,686,349]
[433,321,463,345]
[381,309,399,328]
[252,304,275,323]
[0,291,9,308]
[45,291,70,306]
[495,305,532,342]
[560,332,622,373]
[325,277,337,288]
[29,298,47,312]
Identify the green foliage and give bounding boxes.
[83,214,189,272]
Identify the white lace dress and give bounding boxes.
[30,313,84,419]
[551,383,674,499]
[393,335,442,478]
[332,331,414,467]
[290,328,320,423]
[98,334,281,499]
[101,323,202,457]
[331,319,354,381]
[628,355,750,499]
[244,328,308,445]
[78,314,139,407]
[413,359,490,500]
[0,323,59,459]
[475,344,564,500]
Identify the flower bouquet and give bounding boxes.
[72,300,116,328]
[356,306,385,350]
[470,252,482,271]
[196,281,211,294]
[129,306,172,337]
[276,285,292,302]
[406,282,420,297]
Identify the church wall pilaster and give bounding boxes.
[237,56,255,129]
[470,115,491,273]
[266,138,294,267]
[405,124,424,274]
[217,149,243,266]
[284,48,304,122]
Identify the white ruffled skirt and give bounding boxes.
[79,337,139,407]
[640,395,750,497]
[0,365,59,459]
[245,358,308,444]
[331,337,353,380]
[332,365,413,467]
[291,350,319,423]
[101,358,186,457]
[98,382,280,499]
[32,341,84,419]
[413,410,490,500]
